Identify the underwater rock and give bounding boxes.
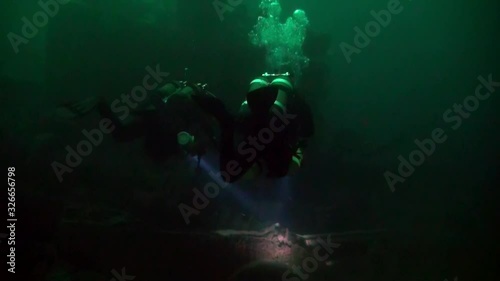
[52,221,391,280]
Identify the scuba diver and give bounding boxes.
[192,71,314,183]
[63,80,219,163]
[62,71,313,181]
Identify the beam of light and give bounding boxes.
[188,153,297,224]
[276,176,291,200]
[190,151,293,223]
[275,176,291,224]
[189,154,257,213]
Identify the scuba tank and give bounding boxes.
[245,72,294,114]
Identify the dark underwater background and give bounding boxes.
[0,0,499,280]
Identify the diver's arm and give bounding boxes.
[287,95,314,175]
[190,92,233,123]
